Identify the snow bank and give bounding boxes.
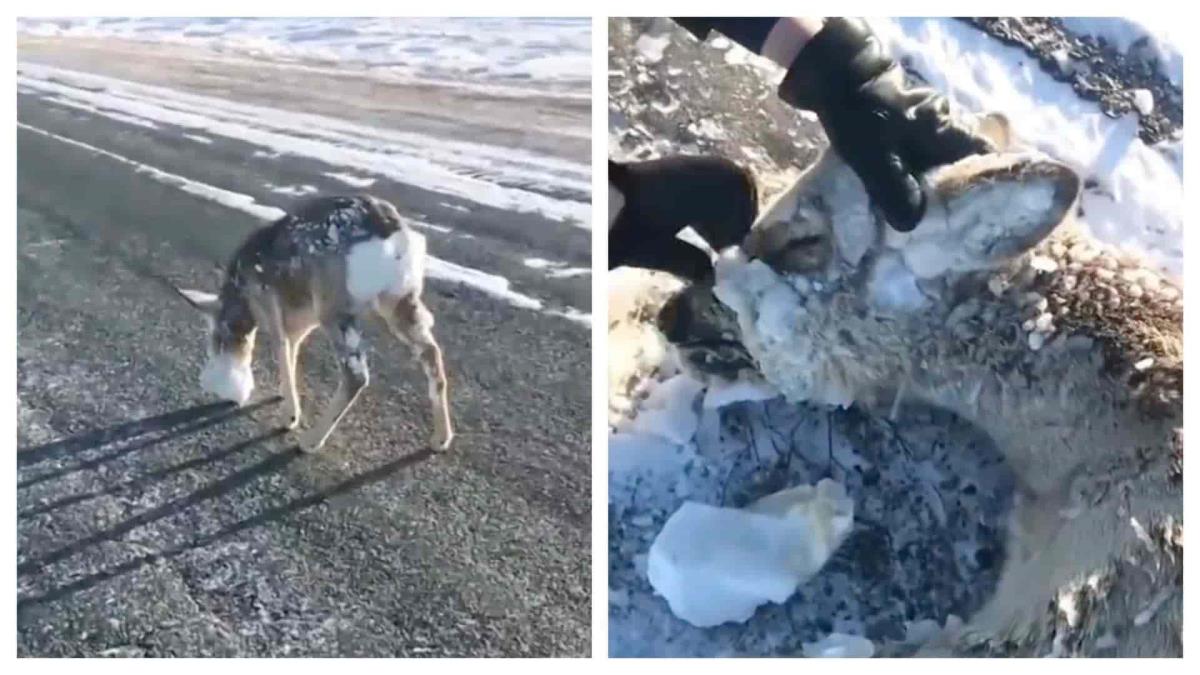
[647,479,854,627]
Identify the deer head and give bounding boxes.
[174,285,257,405]
[714,117,1081,407]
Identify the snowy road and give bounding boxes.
[17,34,590,657]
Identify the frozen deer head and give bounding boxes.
[173,195,453,454]
[718,148,1080,409]
[175,286,258,406]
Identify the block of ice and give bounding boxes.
[801,633,875,658]
[646,479,854,627]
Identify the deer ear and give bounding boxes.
[174,287,221,317]
[973,112,1012,152]
[894,153,1080,278]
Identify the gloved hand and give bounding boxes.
[609,155,758,282]
[777,18,995,232]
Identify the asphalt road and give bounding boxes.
[17,39,591,657]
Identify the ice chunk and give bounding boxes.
[647,479,854,627]
[702,376,780,410]
[200,352,254,405]
[801,633,875,658]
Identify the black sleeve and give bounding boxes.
[671,17,780,55]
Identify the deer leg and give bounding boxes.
[298,316,368,453]
[274,335,301,430]
[378,293,453,451]
[260,297,302,430]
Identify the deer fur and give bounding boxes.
[699,123,1181,656]
[175,195,453,454]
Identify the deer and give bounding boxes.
[173,194,453,454]
[661,115,1182,656]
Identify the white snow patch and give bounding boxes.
[523,257,591,279]
[425,257,544,311]
[323,171,376,188]
[636,34,670,64]
[439,201,471,213]
[265,183,318,197]
[183,133,214,144]
[647,479,854,627]
[618,373,704,445]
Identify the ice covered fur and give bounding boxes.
[716,149,1182,655]
[346,226,427,305]
[648,479,854,628]
[200,351,254,405]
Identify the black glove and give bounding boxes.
[609,156,758,282]
[778,18,994,231]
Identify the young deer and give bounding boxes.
[666,118,1181,655]
[174,195,453,453]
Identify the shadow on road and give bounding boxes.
[17,442,435,611]
[17,397,281,489]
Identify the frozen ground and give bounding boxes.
[18,24,590,657]
[608,17,1183,657]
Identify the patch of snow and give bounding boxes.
[635,34,670,64]
[618,373,704,445]
[523,257,591,279]
[183,133,214,144]
[323,171,376,188]
[265,183,318,197]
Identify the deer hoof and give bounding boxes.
[298,432,326,454]
[429,431,454,452]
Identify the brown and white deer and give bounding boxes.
[670,116,1181,655]
[174,194,453,454]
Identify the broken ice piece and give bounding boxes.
[801,633,875,658]
[646,479,854,627]
[702,375,780,410]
